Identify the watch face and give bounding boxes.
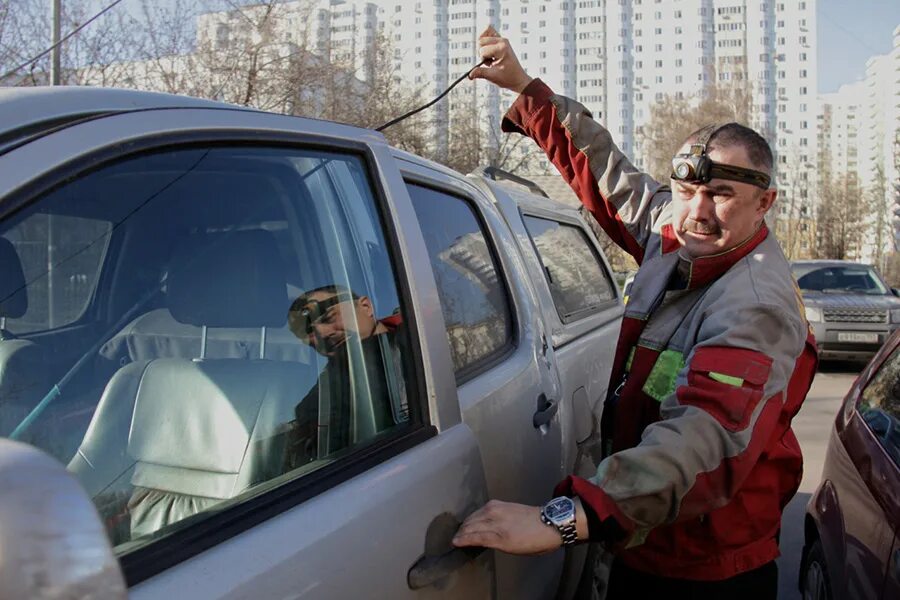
[545,497,575,523]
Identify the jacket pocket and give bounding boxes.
[680,346,773,432]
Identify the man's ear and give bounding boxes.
[357,295,374,317]
[759,188,777,214]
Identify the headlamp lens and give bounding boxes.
[674,162,693,180]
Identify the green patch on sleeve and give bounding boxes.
[641,349,685,402]
[625,346,636,372]
[709,372,744,387]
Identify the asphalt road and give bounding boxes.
[776,361,864,599]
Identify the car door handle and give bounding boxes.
[407,546,486,589]
[533,393,558,429]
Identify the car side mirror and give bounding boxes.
[0,439,126,599]
[892,288,900,297]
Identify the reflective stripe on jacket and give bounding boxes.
[502,79,818,581]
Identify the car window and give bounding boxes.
[793,264,888,295]
[522,215,615,322]
[406,182,513,380]
[2,213,111,333]
[1,146,417,555]
[858,345,900,466]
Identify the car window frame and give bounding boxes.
[0,127,437,586]
[519,210,619,325]
[401,173,518,386]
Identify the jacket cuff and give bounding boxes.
[501,78,555,136]
[555,475,632,545]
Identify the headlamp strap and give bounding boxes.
[675,122,771,189]
[694,122,724,153]
[708,163,771,189]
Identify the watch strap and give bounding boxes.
[557,522,578,545]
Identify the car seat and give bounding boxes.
[69,230,318,542]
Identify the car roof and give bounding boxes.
[0,86,238,144]
[391,147,466,179]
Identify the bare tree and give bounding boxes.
[336,34,435,156]
[817,174,865,260]
[442,93,553,176]
[866,161,890,270]
[772,144,819,259]
[132,0,431,153]
[638,79,752,182]
[1,0,143,87]
[881,252,900,288]
[0,0,47,84]
[876,128,900,271]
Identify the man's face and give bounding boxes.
[670,143,777,258]
[300,292,377,357]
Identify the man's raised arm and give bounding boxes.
[470,27,668,264]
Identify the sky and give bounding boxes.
[122,0,899,95]
[817,0,900,94]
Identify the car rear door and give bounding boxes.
[398,158,567,600]
[481,180,623,479]
[0,107,494,598]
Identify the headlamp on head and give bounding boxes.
[670,126,772,190]
[288,293,352,336]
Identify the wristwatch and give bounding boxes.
[540,496,577,546]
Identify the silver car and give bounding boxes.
[0,87,622,599]
[792,260,900,362]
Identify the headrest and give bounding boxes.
[168,230,288,328]
[0,237,27,319]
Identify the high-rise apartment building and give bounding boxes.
[818,81,865,188]
[817,25,899,263]
[198,0,379,82]
[860,26,900,261]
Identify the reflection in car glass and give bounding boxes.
[0,146,414,552]
[523,215,615,321]
[406,183,513,378]
[859,347,900,467]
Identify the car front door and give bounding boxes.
[0,107,494,598]
[400,160,567,600]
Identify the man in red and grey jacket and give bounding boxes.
[452,27,818,599]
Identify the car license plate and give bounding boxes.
[837,332,879,343]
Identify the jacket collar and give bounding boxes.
[676,223,769,290]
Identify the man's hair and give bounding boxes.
[685,123,774,174]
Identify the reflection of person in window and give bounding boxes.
[284,285,406,470]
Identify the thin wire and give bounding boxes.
[376,59,488,132]
[0,0,129,82]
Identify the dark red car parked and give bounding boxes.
[801,330,900,600]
